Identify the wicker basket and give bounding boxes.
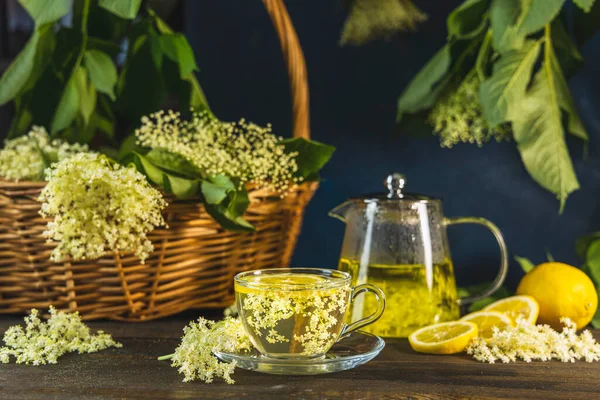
[0,0,317,321]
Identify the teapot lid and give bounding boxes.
[355,173,438,202]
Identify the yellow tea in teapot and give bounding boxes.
[339,258,459,337]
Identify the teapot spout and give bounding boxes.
[328,201,354,223]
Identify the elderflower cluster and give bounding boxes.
[0,126,88,181]
[429,71,510,148]
[0,307,121,365]
[467,318,600,363]
[241,286,349,355]
[39,153,167,263]
[168,317,252,384]
[135,110,302,197]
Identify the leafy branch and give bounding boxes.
[397,0,600,211]
[0,0,209,144]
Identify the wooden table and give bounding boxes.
[1,313,600,400]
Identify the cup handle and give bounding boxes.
[340,283,386,337]
[444,217,509,306]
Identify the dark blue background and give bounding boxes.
[184,0,600,290]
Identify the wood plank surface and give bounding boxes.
[1,313,599,400]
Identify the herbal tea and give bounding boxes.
[339,258,459,337]
[235,273,351,358]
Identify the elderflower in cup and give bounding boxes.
[234,268,386,359]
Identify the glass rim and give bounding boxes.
[234,268,351,291]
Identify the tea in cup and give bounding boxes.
[234,268,385,359]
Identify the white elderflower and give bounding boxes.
[428,71,510,148]
[0,306,121,365]
[39,153,167,262]
[135,110,301,196]
[161,317,252,384]
[467,318,600,363]
[0,126,89,181]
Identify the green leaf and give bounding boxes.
[461,283,513,312]
[144,149,203,178]
[515,255,535,273]
[550,18,585,79]
[547,31,588,142]
[480,40,541,128]
[397,45,452,121]
[116,35,166,119]
[280,138,335,180]
[512,29,580,211]
[149,35,164,69]
[201,176,235,205]
[574,0,596,12]
[204,188,254,232]
[118,135,144,161]
[162,57,210,112]
[87,37,122,58]
[162,173,199,199]
[19,0,70,26]
[98,0,142,19]
[475,30,493,80]
[490,0,565,52]
[545,249,555,262]
[591,307,600,329]
[586,241,600,285]
[574,0,600,45]
[74,66,96,126]
[128,152,164,186]
[577,233,600,260]
[447,0,490,40]
[51,75,79,134]
[0,27,50,104]
[84,50,117,101]
[397,36,483,123]
[160,34,199,78]
[127,152,199,199]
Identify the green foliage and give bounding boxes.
[20,0,71,27]
[514,255,535,273]
[0,30,42,105]
[574,0,600,45]
[84,50,117,100]
[98,0,142,19]
[576,232,600,327]
[397,46,453,121]
[280,138,336,181]
[490,0,565,52]
[447,0,489,40]
[397,0,593,211]
[573,0,596,13]
[0,0,209,142]
[459,283,513,312]
[479,40,541,128]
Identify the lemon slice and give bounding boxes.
[483,295,539,325]
[461,310,513,339]
[408,321,478,354]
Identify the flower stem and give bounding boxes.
[157,353,174,361]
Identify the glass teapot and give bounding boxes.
[329,173,508,338]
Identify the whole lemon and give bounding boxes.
[516,262,598,330]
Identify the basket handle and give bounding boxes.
[262,0,310,140]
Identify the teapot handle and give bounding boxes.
[444,217,509,306]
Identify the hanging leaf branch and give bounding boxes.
[0,0,209,143]
[397,0,600,212]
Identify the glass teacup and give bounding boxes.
[234,268,386,359]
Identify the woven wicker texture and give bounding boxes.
[0,0,317,321]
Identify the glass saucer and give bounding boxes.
[214,331,385,375]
